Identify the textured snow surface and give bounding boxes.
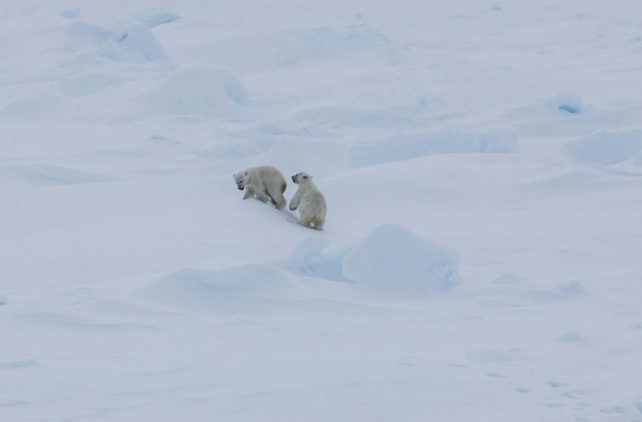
[1,1,642,421]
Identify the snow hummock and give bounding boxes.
[349,127,517,167]
[280,237,349,283]
[66,22,111,45]
[343,224,460,296]
[100,24,168,63]
[564,130,642,165]
[143,66,250,117]
[138,265,306,313]
[554,280,588,298]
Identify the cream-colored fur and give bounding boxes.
[233,166,287,210]
[289,172,327,230]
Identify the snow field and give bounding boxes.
[1,0,642,421]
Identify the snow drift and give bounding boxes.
[343,224,461,296]
[564,130,642,166]
[348,127,517,167]
[100,24,168,63]
[143,66,250,117]
[138,265,311,313]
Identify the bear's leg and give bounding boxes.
[243,187,255,200]
[297,220,312,228]
[266,184,287,210]
[297,215,316,229]
[311,217,325,230]
[254,191,271,204]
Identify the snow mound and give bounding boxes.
[342,224,461,296]
[554,280,588,298]
[564,130,642,165]
[275,24,396,66]
[138,265,307,312]
[136,9,181,28]
[0,164,109,187]
[100,24,168,63]
[349,127,517,167]
[143,66,249,117]
[66,22,111,45]
[280,238,349,282]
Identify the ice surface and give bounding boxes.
[553,94,583,115]
[343,224,460,296]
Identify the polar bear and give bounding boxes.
[289,172,327,230]
[233,166,287,210]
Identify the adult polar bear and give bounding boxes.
[290,172,327,230]
[233,166,287,210]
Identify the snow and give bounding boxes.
[143,66,250,117]
[1,0,642,421]
[136,9,181,28]
[348,127,517,167]
[100,24,168,63]
[564,130,642,165]
[342,224,460,296]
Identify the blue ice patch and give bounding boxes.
[558,103,581,114]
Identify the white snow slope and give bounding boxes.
[1,0,642,421]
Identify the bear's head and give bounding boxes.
[291,172,312,184]
[233,171,249,190]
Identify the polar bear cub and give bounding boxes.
[289,172,327,230]
[233,166,287,210]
